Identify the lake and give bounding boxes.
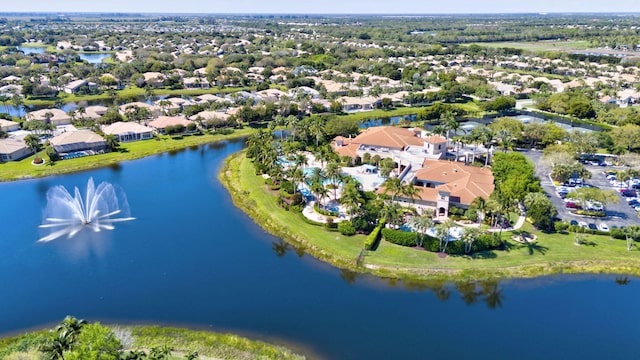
[0,140,638,359]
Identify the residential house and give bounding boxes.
[0,138,33,162]
[148,116,194,134]
[401,160,494,217]
[49,130,108,154]
[26,109,72,126]
[102,122,154,142]
[64,79,95,94]
[338,96,380,112]
[0,119,20,132]
[183,77,210,89]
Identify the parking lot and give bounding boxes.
[522,149,640,229]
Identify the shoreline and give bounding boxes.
[0,324,305,360]
[219,150,640,282]
[0,128,255,183]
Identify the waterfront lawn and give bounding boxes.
[0,325,303,360]
[0,128,255,182]
[224,152,367,266]
[226,152,640,279]
[369,222,640,276]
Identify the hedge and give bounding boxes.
[381,227,419,247]
[365,223,384,250]
[381,228,502,255]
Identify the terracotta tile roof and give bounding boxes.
[333,143,359,158]
[424,135,447,144]
[413,160,494,205]
[347,126,424,149]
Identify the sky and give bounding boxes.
[4,0,640,14]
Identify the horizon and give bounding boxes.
[5,0,640,15]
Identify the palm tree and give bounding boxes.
[43,111,54,125]
[471,196,488,224]
[40,332,70,360]
[325,160,342,200]
[340,179,364,216]
[461,227,481,254]
[495,129,512,152]
[380,202,402,226]
[310,180,329,207]
[382,177,403,201]
[435,218,456,253]
[287,167,304,193]
[401,183,420,205]
[408,214,433,247]
[431,125,446,137]
[104,134,119,151]
[12,94,25,115]
[309,116,325,146]
[24,134,41,160]
[0,94,10,113]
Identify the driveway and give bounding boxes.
[521,149,640,228]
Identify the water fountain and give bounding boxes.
[38,178,134,242]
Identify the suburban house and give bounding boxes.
[63,79,96,94]
[102,122,154,142]
[143,72,166,87]
[119,102,162,118]
[0,138,33,162]
[148,116,193,133]
[26,109,72,126]
[398,160,495,217]
[338,96,380,112]
[0,119,20,132]
[84,105,109,120]
[49,130,108,155]
[183,77,210,89]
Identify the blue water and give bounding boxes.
[18,46,46,55]
[0,139,639,359]
[78,53,112,64]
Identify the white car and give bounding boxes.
[579,221,589,228]
[598,223,610,232]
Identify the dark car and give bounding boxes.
[566,202,581,209]
[570,220,579,226]
[620,189,637,197]
[588,223,598,230]
[628,199,639,207]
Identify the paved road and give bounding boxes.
[521,149,640,228]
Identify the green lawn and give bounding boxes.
[467,40,592,51]
[0,325,303,360]
[0,129,255,182]
[222,152,640,280]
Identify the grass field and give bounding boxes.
[0,128,255,182]
[467,40,593,52]
[221,151,640,280]
[0,325,304,360]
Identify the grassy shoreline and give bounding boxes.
[220,151,640,281]
[0,129,255,182]
[0,325,304,360]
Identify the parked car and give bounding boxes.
[620,189,636,197]
[598,223,610,232]
[588,223,598,230]
[579,221,588,228]
[566,202,582,209]
[570,220,579,226]
[628,199,640,207]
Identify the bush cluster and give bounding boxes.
[364,223,383,250]
[338,221,356,236]
[314,203,338,217]
[381,228,502,255]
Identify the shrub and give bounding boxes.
[280,180,295,195]
[338,221,356,236]
[291,193,304,205]
[554,221,569,233]
[464,208,478,222]
[574,210,606,217]
[325,217,337,229]
[46,147,59,162]
[381,228,417,247]
[365,223,383,250]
